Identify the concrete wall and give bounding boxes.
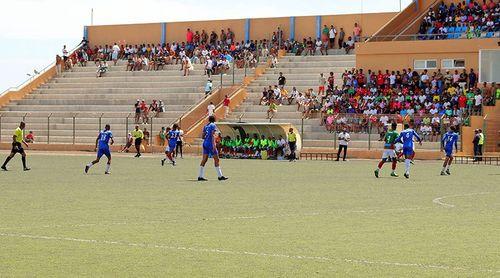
[166,19,246,43]
[88,23,162,46]
[356,38,498,72]
[87,12,396,46]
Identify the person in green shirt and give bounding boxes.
[374,122,399,178]
[131,125,144,157]
[1,121,30,171]
[466,90,475,112]
[259,135,268,150]
[234,135,242,155]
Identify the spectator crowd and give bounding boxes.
[259,66,498,141]
[418,0,499,39]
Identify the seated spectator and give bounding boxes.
[344,36,355,54]
[96,60,108,78]
[267,99,278,119]
[25,131,35,143]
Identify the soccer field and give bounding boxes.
[0,153,499,277]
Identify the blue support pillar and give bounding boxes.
[316,16,321,39]
[465,0,470,5]
[289,17,295,41]
[245,18,250,42]
[161,23,167,45]
[83,26,88,41]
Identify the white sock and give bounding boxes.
[442,166,446,172]
[87,163,93,168]
[198,166,205,178]
[405,159,410,173]
[105,164,111,173]
[445,164,450,171]
[215,166,223,178]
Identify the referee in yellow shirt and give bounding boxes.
[2,121,30,171]
[132,125,144,157]
[287,127,297,162]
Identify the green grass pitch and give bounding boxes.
[0,152,499,277]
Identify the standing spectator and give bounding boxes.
[278,72,286,89]
[477,129,484,161]
[207,102,216,117]
[474,91,483,114]
[338,27,345,49]
[62,45,68,61]
[469,69,477,88]
[205,79,213,97]
[223,95,231,118]
[318,73,327,96]
[55,55,62,75]
[158,127,166,146]
[111,43,120,66]
[353,23,362,42]
[134,100,141,124]
[267,99,278,119]
[176,127,184,159]
[287,128,297,162]
[472,129,480,162]
[143,128,150,145]
[186,28,194,44]
[328,25,337,49]
[336,127,350,161]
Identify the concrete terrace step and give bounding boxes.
[61,69,252,78]
[12,99,198,106]
[1,105,191,112]
[34,88,207,94]
[275,61,355,68]
[26,94,202,102]
[45,80,240,89]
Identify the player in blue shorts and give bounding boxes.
[441,126,459,176]
[162,124,179,166]
[85,124,114,174]
[198,116,228,181]
[395,123,422,179]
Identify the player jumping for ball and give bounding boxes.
[85,124,114,174]
[374,122,399,178]
[395,123,422,179]
[198,116,228,181]
[441,126,459,175]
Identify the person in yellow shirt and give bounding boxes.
[131,125,144,157]
[2,121,30,171]
[287,128,297,162]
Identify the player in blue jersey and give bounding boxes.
[85,124,114,174]
[441,126,459,175]
[162,124,179,166]
[395,123,422,179]
[198,116,227,181]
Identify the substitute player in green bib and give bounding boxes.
[374,122,399,178]
[1,121,30,171]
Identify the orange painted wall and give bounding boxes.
[356,38,498,72]
[294,16,316,41]
[250,17,290,41]
[88,23,162,46]
[321,12,397,45]
[87,12,396,46]
[166,19,245,43]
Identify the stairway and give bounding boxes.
[226,52,441,152]
[484,105,500,153]
[0,61,252,145]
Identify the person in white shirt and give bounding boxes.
[328,25,337,49]
[175,128,184,159]
[315,38,325,55]
[207,102,216,117]
[336,128,350,161]
[379,115,389,127]
[111,43,120,66]
[474,93,483,113]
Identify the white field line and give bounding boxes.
[432,192,493,208]
[0,207,432,231]
[0,232,499,274]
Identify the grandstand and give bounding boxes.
[0,0,498,158]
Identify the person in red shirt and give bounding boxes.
[376,71,384,88]
[223,95,231,118]
[458,93,467,113]
[186,28,194,44]
[357,69,365,87]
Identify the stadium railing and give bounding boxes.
[362,32,500,42]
